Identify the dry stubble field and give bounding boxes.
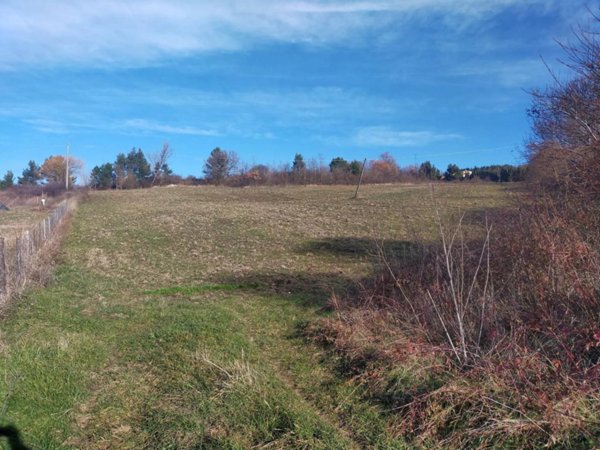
[0,183,510,448]
[0,207,47,241]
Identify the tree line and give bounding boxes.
[2,145,526,191]
[89,144,173,189]
[0,156,82,190]
[203,151,526,187]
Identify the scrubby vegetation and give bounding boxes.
[305,16,600,449]
[0,183,71,209]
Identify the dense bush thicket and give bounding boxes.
[305,14,600,449]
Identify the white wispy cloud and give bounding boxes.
[23,118,71,134]
[0,0,565,68]
[353,126,461,147]
[13,82,399,132]
[449,59,550,88]
[122,119,220,136]
[19,113,223,137]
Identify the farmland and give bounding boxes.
[0,206,47,241]
[0,183,510,448]
[0,192,70,240]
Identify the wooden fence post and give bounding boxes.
[0,238,7,296]
[15,236,23,287]
[24,230,32,258]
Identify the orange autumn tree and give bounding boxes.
[40,155,83,187]
[368,152,400,182]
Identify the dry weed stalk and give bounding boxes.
[429,189,493,366]
[374,188,494,366]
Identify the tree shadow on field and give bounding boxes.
[441,201,515,228]
[216,238,421,310]
[299,237,416,262]
[216,270,358,309]
[0,425,30,450]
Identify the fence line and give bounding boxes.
[0,238,6,297]
[0,197,77,308]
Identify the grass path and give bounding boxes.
[0,184,509,448]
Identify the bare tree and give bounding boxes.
[150,143,173,186]
[528,11,600,200]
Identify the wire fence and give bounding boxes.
[0,197,77,308]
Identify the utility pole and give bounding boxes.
[353,158,367,199]
[66,144,70,190]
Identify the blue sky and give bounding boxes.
[0,0,592,180]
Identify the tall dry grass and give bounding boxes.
[306,185,600,447]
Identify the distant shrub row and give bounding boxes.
[83,146,526,190]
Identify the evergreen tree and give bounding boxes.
[18,160,41,185]
[204,147,237,185]
[418,161,441,180]
[113,148,151,188]
[329,157,350,172]
[444,163,461,181]
[127,148,151,184]
[0,171,14,189]
[90,163,115,189]
[292,153,306,172]
[349,160,362,176]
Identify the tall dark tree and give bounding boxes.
[114,148,151,189]
[444,163,461,181]
[291,153,306,184]
[418,161,441,180]
[349,160,362,176]
[203,147,237,185]
[0,171,14,189]
[128,148,151,184]
[329,157,350,172]
[114,153,128,189]
[292,153,306,172]
[90,163,115,189]
[18,160,42,185]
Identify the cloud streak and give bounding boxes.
[2,80,404,138]
[353,126,461,147]
[122,119,220,136]
[0,0,564,68]
[449,59,549,88]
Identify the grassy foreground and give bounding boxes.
[0,184,509,448]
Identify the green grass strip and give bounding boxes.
[144,283,247,296]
